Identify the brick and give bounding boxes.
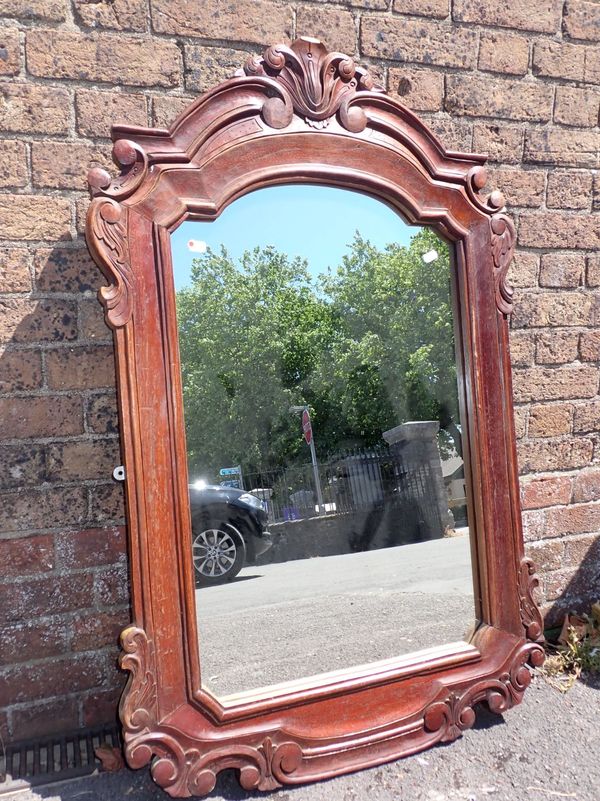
[34,247,100,294]
[82,685,125,727]
[508,330,534,366]
[528,403,573,437]
[0,298,77,344]
[564,532,600,566]
[10,698,80,742]
[0,349,42,391]
[543,566,578,602]
[526,539,565,571]
[518,213,600,249]
[509,252,538,288]
[27,29,181,88]
[72,609,126,651]
[389,67,444,112]
[0,83,70,135]
[86,393,119,435]
[184,45,251,94]
[478,32,530,76]
[76,89,148,137]
[573,468,600,502]
[89,482,125,524]
[0,619,69,666]
[0,0,65,21]
[545,502,600,536]
[95,562,129,605]
[579,330,600,362]
[0,443,46,488]
[0,249,31,292]
[521,509,546,540]
[585,47,600,84]
[151,95,195,129]
[56,525,125,571]
[421,116,472,150]
[80,299,111,341]
[472,123,523,164]
[72,0,147,31]
[563,0,600,41]
[546,171,593,210]
[573,399,600,432]
[535,330,580,364]
[76,195,91,236]
[46,440,120,483]
[587,255,600,287]
[512,366,598,401]
[0,486,88,534]
[513,406,527,438]
[533,40,586,80]
[0,533,54,577]
[32,141,112,191]
[453,0,562,33]
[0,26,20,76]
[521,475,572,509]
[392,0,449,17]
[0,395,83,440]
[539,253,585,287]
[297,0,386,6]
[152,0,293,45]
[296,6,357,56]
[46,345,116,390]
[554,86,600,128]
[517,437,593,473]
[512,291,597,328]
[360,16,478,69]
[445,74,553,122]
[524,129,599,168]
[0,652,107,705]
[0,195,71,241]
[0,569,92,626]
[487,167,545,207]
[0,139,27,188]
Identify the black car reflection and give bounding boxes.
[189,484,272,586]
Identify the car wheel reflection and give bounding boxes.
[192,521,245,586]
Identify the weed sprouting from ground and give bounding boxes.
[539,605,600,692]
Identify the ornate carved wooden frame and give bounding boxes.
[85,37,544,798]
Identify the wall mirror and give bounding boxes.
[86,37,544,797]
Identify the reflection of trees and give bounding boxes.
[176,228,459,478]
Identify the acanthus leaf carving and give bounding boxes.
[119,626,158,749]
[241,37,384,132]
[490,212,516,316]
[518,557,545,642]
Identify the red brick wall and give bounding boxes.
[1,0,598,743]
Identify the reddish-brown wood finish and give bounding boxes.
[85,38,544,797]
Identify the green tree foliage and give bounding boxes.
[177,228,458,478]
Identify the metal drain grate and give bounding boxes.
[1,722,122,787]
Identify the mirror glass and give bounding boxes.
[170,185,476,701]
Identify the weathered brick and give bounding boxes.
[572,468,600,502]
[389,67,444,112]
[472,123,523,164]
[587,255,600,287]
[297,6,357,56]
[0,619,69,666]
[89,482,126,524]
[0,396,83,440]
[528,403,573,437]
[86,393,119,435]
[526,538,565,571]
[0,27,20,76]
[517,437,594,473]
[421,115,473,150]
[488,167,545,207]
[522,509,546,540]
[543,566,578,602]
[0,249,31,292]
[0,443,46,488]
[76,89,148,137]
[508,330,535,366]
[564,532,600,566]
[0,486,87,534]
[0,298,78,344]
[579,330,600,362]
[539,253,585,287]
[184,45,248,94]
[151,95,195,129]
[0,139,27,189]
[512,291,597,328]
[585,47,600,84]
[521,475,572,509]
[573,399,600,433]
[32,141,112,191]
[392,0,449,17]
[46,345,116,390]
[152,0,293,45]
[46,440,120,483]
[0,533,54,576]
[518,213,600,249]
[0,0,65,21]
[72,609,126,651]
[524,129,599,168]
[56,526,125,570]
[535,330,580,364]
[82,685,126,727]
[94,562,129,605]
[10,698,80,741]
[0,652,107,705]
[563,0,600,41]
[72,0,147,31]
[34,247,100,294]
[453,0,563,33]
[27,29,181,88]
[546,171,593,210]
[545,502,600,536]
[0,83,70,135]
[76,194,91,236]
[360,15,478,69]
[533,40,586,81]
[512,365,598,401]
[0,195,71,241]
[478,32,530,76]
[509,252,539,288]
[79,299,111,341]
[513,406,527,438]
[0,349,42,391]
[554,86,600,128]
[445,74,553,122]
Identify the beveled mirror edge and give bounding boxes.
[86,37,545,798]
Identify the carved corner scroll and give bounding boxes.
[518,557,545,643]
[240,37,384,133]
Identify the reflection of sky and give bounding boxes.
[170,185,417,290]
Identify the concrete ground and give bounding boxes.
[2,672,599,801]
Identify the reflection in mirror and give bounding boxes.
[170,185,476,701]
